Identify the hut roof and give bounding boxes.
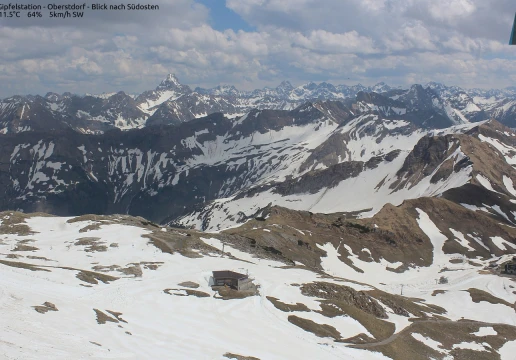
[212,270,247,280]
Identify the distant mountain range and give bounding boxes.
[1,74,515,134]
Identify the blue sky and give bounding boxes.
[0,0,515,97]
[196,0,255,32]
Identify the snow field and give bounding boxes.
[0,216,391,360]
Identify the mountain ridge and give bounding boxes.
[1,74,516,134]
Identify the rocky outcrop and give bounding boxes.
[301,282,388,318]
[275,151,400,196]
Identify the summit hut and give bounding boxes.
[212,270,254,291]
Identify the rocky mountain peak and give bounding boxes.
[504,86,516,97]
[425,81,445,89]
[371,82,391,93]
[156,74,190,92]
[44,92,61,102]
[318,82,337,91]
[403,84,435,105]
[5,95,27,103]
[278,80,293,88]
[409,84,425,93]
[212,85,240,96]
[304,82,318,91]
[104,91,137,107]
[276,80,294,92]
[355,91,372,102]
[349,84,367,92]
[163,73,180,84]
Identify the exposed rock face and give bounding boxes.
[391,135,466,190]
[0,92,148,135]
[0,96,69,133]
[221,196,516,274]
[0,113,242,222]
[146,92,240,126]
[135,74,193,112]
[275,151,401,196]
[301,282,388,318]
[491,99,516,128]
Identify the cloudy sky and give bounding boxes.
[1,0,515,97]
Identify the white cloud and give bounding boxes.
[427,0,476,23]
[0,0,514,97]
[361,0,388,12]
[383,21,437,51]
[289,29,377,54]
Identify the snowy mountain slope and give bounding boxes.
[491,99,516,128]
[180,79,516,130]
[180,120,515,232]
[0,105,347,223]
[426,82,516,127]
[188,80,516,129]
[1,201,516,359]
[145,92,243,126]
[135,74,193,115]
[197,80,393,103]
[195,84,243,97]
[0,92,148,134]
[0,213,384,360]
[0,95,70,134]
[67,91,148,131]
